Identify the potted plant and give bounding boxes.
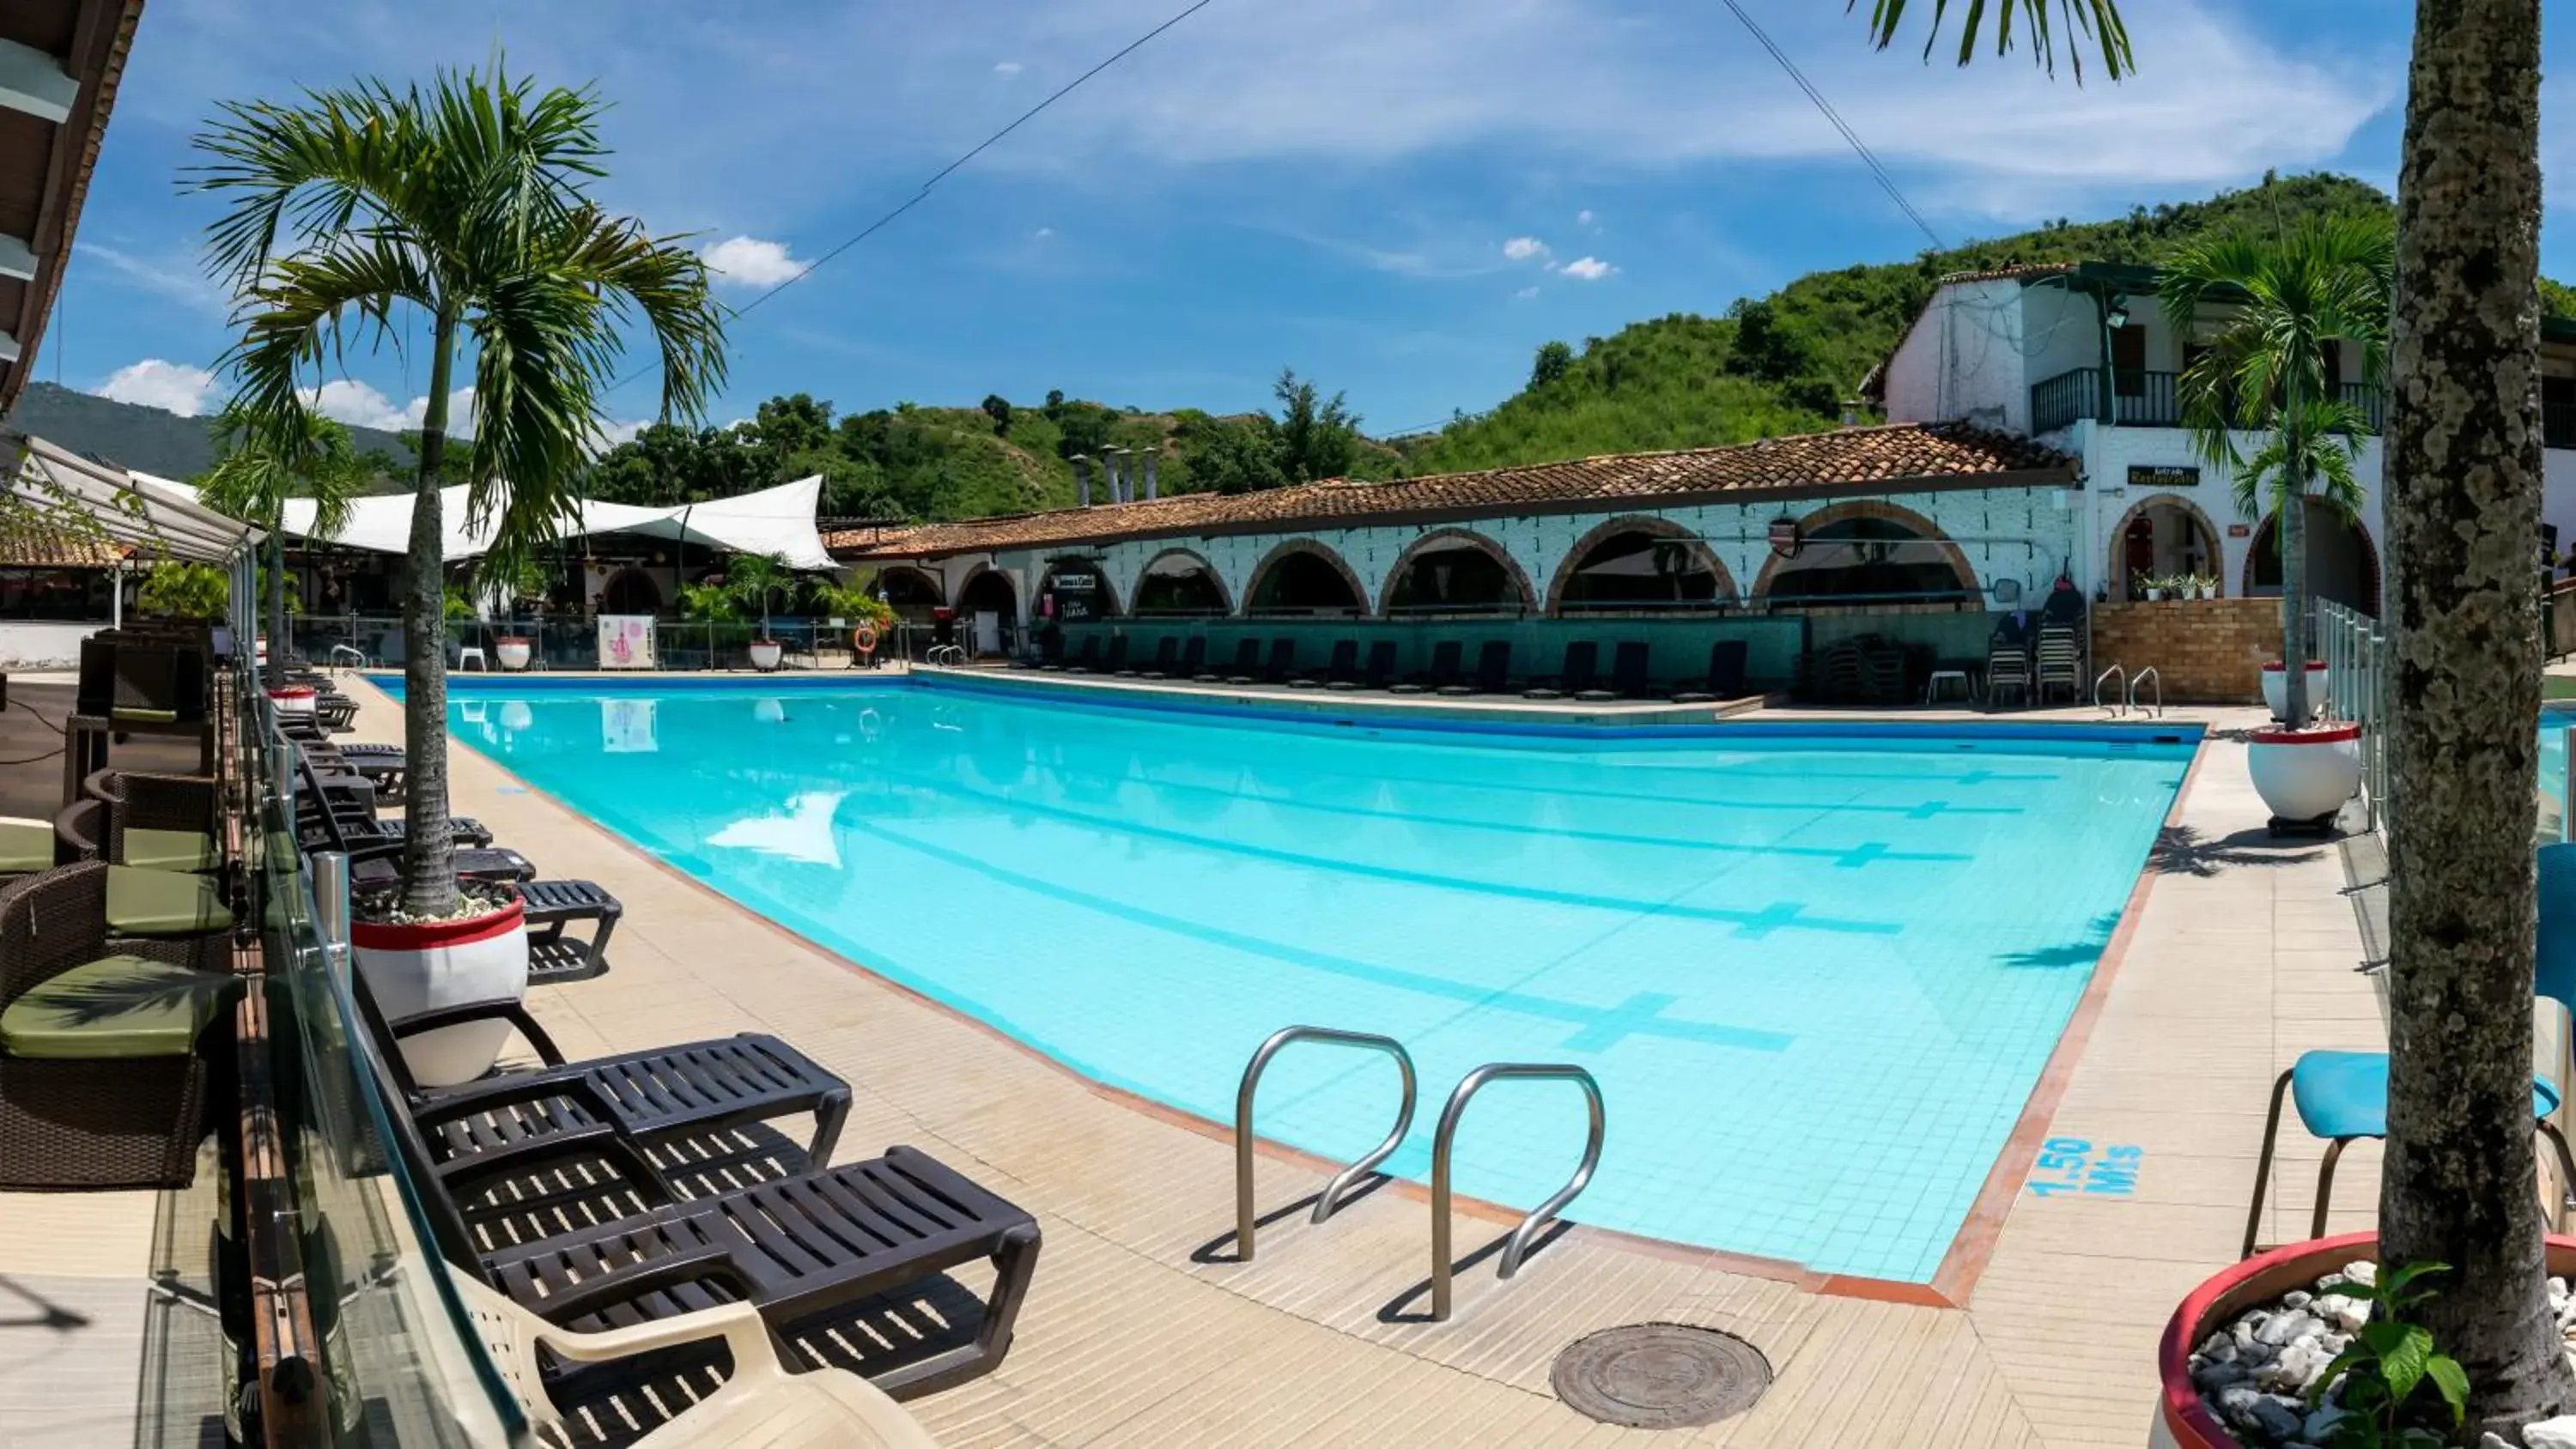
[725,551,799,671]
[2198,573,2220,601]
[2245,718,2361,830]
[495,635,533,671]
[349,882,529,1088]
[2146,574,2168,603]
[2258,660,2332,723]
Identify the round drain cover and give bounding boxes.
[1552,1323,1772,1428]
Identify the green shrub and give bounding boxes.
[136,562,230,620]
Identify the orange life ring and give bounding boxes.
[852,621,880,656]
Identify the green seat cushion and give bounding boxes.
[105,865,234,937]
[0,817,52,874]
[124,827,220,874]
[0,955,231,1059]
[110,706,178,724]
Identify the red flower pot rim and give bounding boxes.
[495,636,530,646]
[2160,1231,2576,1448]
[349,892,525,951]
[2249,723,2360,746]
[266,686,317,700]
[2261,661,2330,670]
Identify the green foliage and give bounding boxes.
[677,580,738,622]
[723,551,799,637]
[813,579,895,630]
[2307,1263,2468,1447]
[1530,340,1574,390]
[1174,411,1286,495]
[1273,368,1364,484]
[981,394,1012,435]
[440,585,477,622]
[136,562,229,621]
[1860,0,2134,83]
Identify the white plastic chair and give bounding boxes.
[447,1271,941,1447]
[456,646,488,672]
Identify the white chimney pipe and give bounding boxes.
[1073,455,1093,507]
[1143,447,1159,500]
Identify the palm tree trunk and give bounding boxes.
[398,308,461,919]
[2380,0,2573,1434]
[2281,488,2310,724]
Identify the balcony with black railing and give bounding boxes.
[2027,367,2391,438]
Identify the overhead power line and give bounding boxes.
[1712,0,1946,252]
[613,0,1224,396]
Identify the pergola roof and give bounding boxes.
[6,433,256,562]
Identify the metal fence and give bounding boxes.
[2318,599,2392,834]
[278,614,927,672]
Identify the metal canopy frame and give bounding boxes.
[3,431,259,563]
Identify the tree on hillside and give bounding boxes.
[981,393,1012,435]
[1870,0,2576,1431]
[2162,220,2388,729]
[1273,367,1362,483]
[197,62,727,919]
[1531,341,1574,389]
[1176,412,1285,495]
[197,403,368,689]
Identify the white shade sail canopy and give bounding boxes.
[127,470,835,571]
[9,433,258,563]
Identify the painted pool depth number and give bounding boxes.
[2026,1137,2141,1197]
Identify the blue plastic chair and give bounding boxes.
[2240,843,2576,1258]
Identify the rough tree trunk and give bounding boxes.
[2379,0,2572,1437]
[398,311,460,919]
[2281,486,2311,724]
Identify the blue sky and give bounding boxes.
[45,0,2568,443]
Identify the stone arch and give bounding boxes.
[2105,493,2226,598]
[1242,537,1369,615]
[1749,498,1979,602]
[1546,514,1739,615]
[598,567,663,615]
[1132,546,1233,615]
[2242,504,2382,615]
[1378,527,1538,616]
[871,564,944,609]
[953,561,1019,620]
[1037,555,1122,618]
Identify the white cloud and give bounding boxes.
[75,244,224,312]
[1502,236,1550,262]
[994,60,1024,76]
[1558,256,1615,281]
[1033,226,1055,239]
[590,417,653,452]
[700,235,806,290]
[1514,286,1540,300]
[1577,209,1595,226]
[95,359,221,416]
[303,379,476,437]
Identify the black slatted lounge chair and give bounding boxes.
[359,997,1039,1399]
[1443,641,1510,696]
[293,749,536,888]
[1293,640,1358,690]
[1673,640,1752,704]
[1060,636,1103,674]
[1218,638,1264,685]
[1525,640,1600,700]
[1130,637,1179,679]
[1585,641,1649,702]
[1334,640,1397,692]
[1263,638,1298,684]
[517,879,623,984]
[1148,636,1204,681]
[1393,640,1461,695]
[1097,635,1130,676]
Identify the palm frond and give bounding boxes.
[1856,0,2132,82]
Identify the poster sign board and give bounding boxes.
[597,615,655,670]
[2128,464,2200,489]
[601,699,659,753]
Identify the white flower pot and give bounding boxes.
[267,686,316,718]
[2199,585,2217,601]
[498,700,534,733]
[2259,661,2330,720]
[495,639,532,671]
[350,891,528,1087]
[749,640,784,671]
[2145,589,2163,602]
[2246,724,2362,826]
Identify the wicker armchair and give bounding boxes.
[0,863,237,1189]
[80,768,220,861]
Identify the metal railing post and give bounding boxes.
[1429,1064,1604,1322]
[313,851,350,973]
[1233,1027,1418,1263]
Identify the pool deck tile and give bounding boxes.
[0,680,2406,1446]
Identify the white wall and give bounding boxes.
[0,621,104,670]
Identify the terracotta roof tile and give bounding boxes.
[0,519,118,568]
[1935,262,2077,285]
[828,421,2073,561]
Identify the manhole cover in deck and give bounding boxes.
[1552,1323,1772,1428]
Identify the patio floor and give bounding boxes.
[0,677,2392,1446]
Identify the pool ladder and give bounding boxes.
[2093,664,2163,719]
[1231,1025,1606,1321]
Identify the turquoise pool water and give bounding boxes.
[429,677,2190,1282]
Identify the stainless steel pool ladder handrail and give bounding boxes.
[2128,666,2162,719]
[2094,664,2127,717]
[1430,1063,1605,1322]
[1234,1026,1418,1263]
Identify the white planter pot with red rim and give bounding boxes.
[495,638,532,671]
[2245,722,2362,825]
[2258,660,2330,720]
[350,890,528,1088]
[748,640,784,671]
[267,685,317,718]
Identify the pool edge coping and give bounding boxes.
[385,674,2206,1310]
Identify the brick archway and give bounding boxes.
[2106,493,2226,597]
[1133,546,1232,615]
[1242,537,1369,615]
[1749,498,1979,600]
[1545,514,1739,615]
[872,564,944,608]
[1038,555,1122,617]
[1378,527,1538,616]
[2240,505,2382,613]
[952,561,1018,619]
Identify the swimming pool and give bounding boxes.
[425,676,2192,1282]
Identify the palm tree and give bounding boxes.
[1858,0,2131,80]
[191,63,727,919]
[2161,221,2392,728]
[197,403,367,692]
[1859,1,2576,1431]
[723,551,798,642]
